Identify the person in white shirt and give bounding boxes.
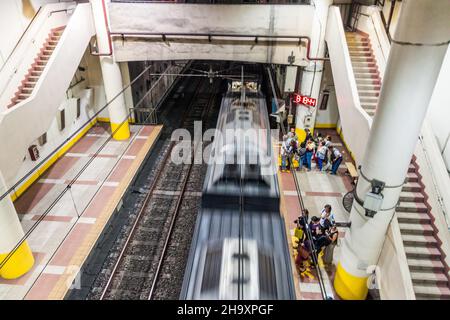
[329,146,343,175]
[320,204,335,227]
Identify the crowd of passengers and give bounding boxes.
[281,128,343,174]
[294,205,339,273]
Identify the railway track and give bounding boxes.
[97,77,219,300]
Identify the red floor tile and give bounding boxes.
[139,126,154,137]
[68,136,99,154]
[41,156,79,179]
[107,159,133,183]
[49,223,92,266]
[280,172,296,191]
[64,180,98,186]
[31,215,73,222]
[24,273,61,300]
[300,292,324,300]
[14,183,55,214]
[83,186,117,218]
[125,139,146,157]
[284,195,301,228]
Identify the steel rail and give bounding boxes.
[148,79,217,300]
[100,77,204,299]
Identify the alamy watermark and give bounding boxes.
[170,121,280,176]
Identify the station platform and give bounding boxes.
[276,129,354,300]
[0,122,161,300]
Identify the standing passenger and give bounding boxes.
[329,146,343,175]
[305,139,315,171]
[316,141,328,171]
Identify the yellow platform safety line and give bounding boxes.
[0,241,34,279]
[10,119,98,202]
[334,262,368,300]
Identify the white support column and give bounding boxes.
[0,173,34,279]
[90,0,130,140]
[295,0,332,141]
[334,0,450,300]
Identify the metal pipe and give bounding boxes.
[110,31,330,61]
[90,0,113,56]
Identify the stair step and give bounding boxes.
[23,82,36,88]
[352,62,376,69]
[406,172,420,183]
[402,234,438,247]
[361,103,377,110]
[357,84,381,91]
[355,73,379,80]
[408,258,445,272]
[399,222,434,235]
[358,90,379,97]
[349,51,372,57]
[17,92,30,98]
[399,191,425,202]
[30,70,42,76]
[347,45,370,51]
[353,67,378,74]
[402,181,422,192]
[21,87,33,94]
[397,211,431,224]
[411,271,449,286]
[408,163,417,173]
[397,201,428,213]
[413,284,450,299]
[404,245,441,260]
[351,56,375,63]
[360,96,379,103]
[366,110,376,117]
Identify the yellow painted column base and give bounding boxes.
[334,262,368,300]
[111,122,130,141]
[0,241,35,279]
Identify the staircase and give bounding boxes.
[345,31,450,300]
[346,32,381,117]
[7,26,65,108]
[399,160,450,299]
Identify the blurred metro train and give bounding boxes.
[180,80,295,300]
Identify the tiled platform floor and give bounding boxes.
[277,128,354,300]
[0,122,161,299]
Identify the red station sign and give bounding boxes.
[293,93,317,107]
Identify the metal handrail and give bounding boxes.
[266,65,328,299]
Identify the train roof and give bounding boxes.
[180,208,296,300]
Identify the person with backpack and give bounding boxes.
[304,139,315,171]
[329,146,343,175]
[286,138,298,171]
